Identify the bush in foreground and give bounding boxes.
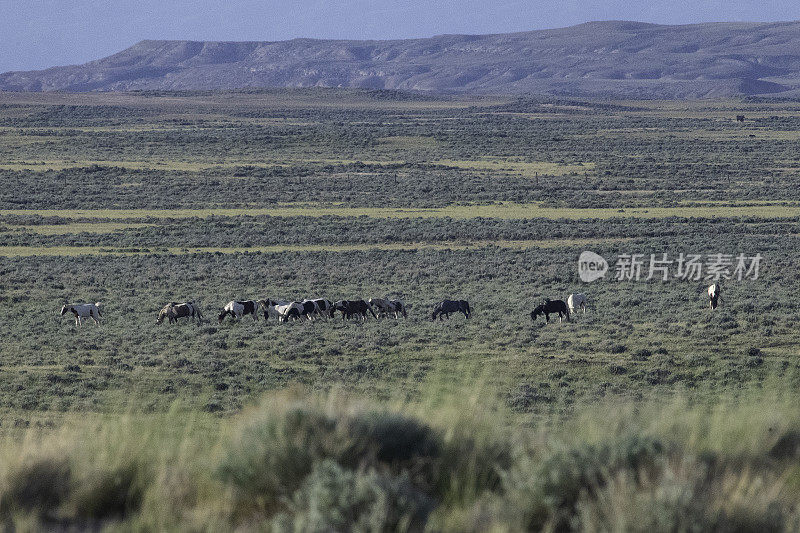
[0,388,798,531]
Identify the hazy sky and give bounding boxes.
[2,0,800,73]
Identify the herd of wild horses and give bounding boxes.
[59,283,723,328]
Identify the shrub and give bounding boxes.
[271,460,432,532]
[577,463,792,533]
[0,457,71,516]
[216,403,338,511]
[507,435,666,531]
[215,396,442,516]
[70,460,144,519]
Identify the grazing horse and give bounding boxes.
[431,300,471,320]
[530,299,570,323]
[274,302,303,322]
[259,299,290,320]
[369,298,407,319]
[218,300,260,323]
[313,299,335,318]
[567,293,588,314]
[297,300,318,321]
[369,298,396,318]
[157,302,202,324]
[708,283,721,310]
[334,300,377,320]
[390,299,408,318]
[60,303,102,327]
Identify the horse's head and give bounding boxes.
[156,307,168,324]
[530,305,544,320]
[218,311,227,323]
[60,305,70,316]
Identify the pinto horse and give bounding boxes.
[60,303,102,327]
[273,302,303,322]
[157,302,202,324]
[218,300,260,323]
[530,299,570,323]
[708,283,722,310]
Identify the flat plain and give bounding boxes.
[1,90,800,529]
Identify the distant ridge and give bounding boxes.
[4,21,800,98]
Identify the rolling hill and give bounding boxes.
[3,20,800,97]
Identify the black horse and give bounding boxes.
[530,299,570,323]
[431,299,471,320]
[334,300,377,320]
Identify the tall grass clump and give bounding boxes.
[0,386,799,530]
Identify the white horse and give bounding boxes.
[708,283,721,310]
[567,293,588,314]
[60,303,102,327]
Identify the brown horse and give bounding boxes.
[157,302,203,324]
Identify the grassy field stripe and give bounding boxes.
[0,223,155,235]
[0,238,631,257]
[1,204,800,220]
